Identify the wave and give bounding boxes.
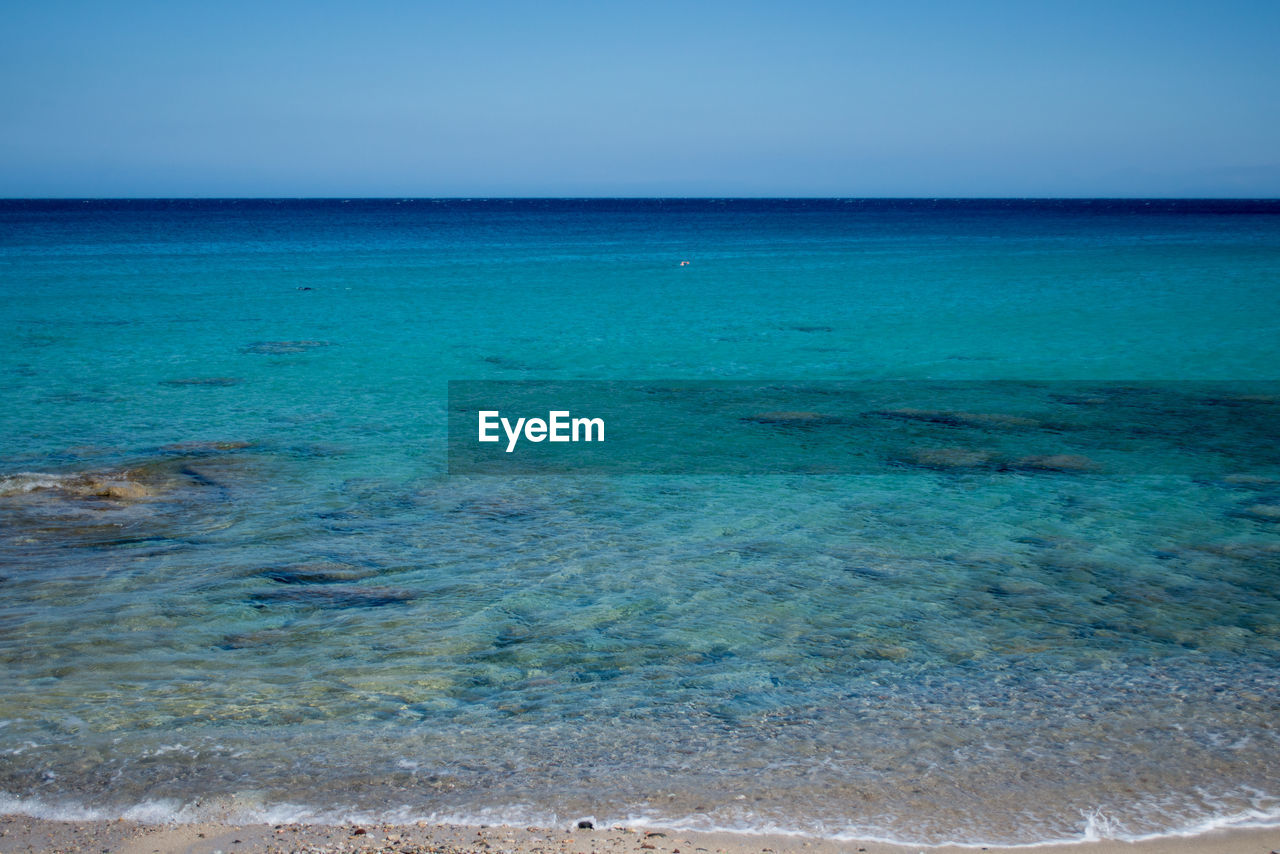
[0,472,80,495]
[0,470,154,500]
[2,790,1278,849]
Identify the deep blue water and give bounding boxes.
[1,199,1279,844]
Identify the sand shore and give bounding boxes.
[1,815,1277,854]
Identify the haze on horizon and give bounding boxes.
[1,0,1277,198]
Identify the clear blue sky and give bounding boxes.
[1,0,1277,197]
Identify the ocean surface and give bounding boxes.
[1,199,1279,846]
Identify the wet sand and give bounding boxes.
[1,816,1277,854]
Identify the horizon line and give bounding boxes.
[3,195,1280,202]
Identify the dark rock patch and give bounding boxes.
[1217,473,1280,490]
[743,410,844,426]
[258,562,379,584]
[250,585,416,609]
[843,564,894,580]
[872,408,1040,429]
[161,440,254,454]
[220,627,296,650]
[480,354,559,372]
[452,497,544,521]
[899,447,995,470]
[241,340,333,355]
[1180,541,1280,561]
[159,377,243,387]
[1234,503,1280,523]
[1004,454,1099,473]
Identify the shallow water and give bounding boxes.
[1,199,1279,845]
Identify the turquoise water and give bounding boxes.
[1,199,1279,844]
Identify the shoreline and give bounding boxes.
[2,816,1279,854]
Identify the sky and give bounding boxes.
[1,0,1278,197]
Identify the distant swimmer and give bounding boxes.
[297,286,312,290]
[679,260,690,266]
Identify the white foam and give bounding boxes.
[0,472,75,496]
[0,791,1277,848]
[0,794,110,822]
[613,798,1280,848]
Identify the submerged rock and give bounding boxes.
[160,440,254,453]
[159,377,243,387]
[89,479,153,500]
[59,445,117,459]
[843,564,895,580]
[241,340,333,355]
[1007,454,1099,473]
[1199,393,1280,406]
[281,443,349,458]
[250,585,415,609]
[867,644,912,661]
[0,471,157,501]
[1,458,250,552]
[901,447,995,470]
[219,627,296,649]
[1237,503,1280,523]
[874,408,1040,429]
[1218,473,1280,490]
[1051,394,1110,407]
[479,354,560,371]
[451,497,545,520]
[257,561,379,584]
[1181,541,1280,561]
[743,411,843,426]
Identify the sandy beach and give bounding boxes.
[1,816,1277,854]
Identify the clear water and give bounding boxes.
[1,199,1279,845]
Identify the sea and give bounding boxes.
[1,198,1278,846]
